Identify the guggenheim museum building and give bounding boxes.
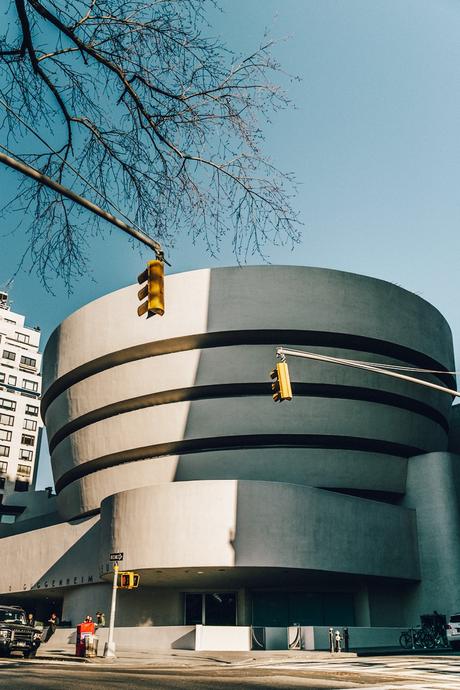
[0,265,459,649]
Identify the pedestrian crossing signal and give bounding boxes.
[118,571,140,589]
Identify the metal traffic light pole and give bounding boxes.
[276,347,460,398]
[104,562,119,658]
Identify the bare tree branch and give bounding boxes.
[0,0,301,290]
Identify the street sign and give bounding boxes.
[110,552,123,561]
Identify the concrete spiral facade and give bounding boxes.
[3,263,460,643]
[42,265,454,519]
[34,265,460,630]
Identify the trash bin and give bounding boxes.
[84,633,99,657]
[76,622,95,657]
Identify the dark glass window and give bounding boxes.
[14,479,29,492]
[184,593,202,625]
[17,464,31,477]
[25,405,38,416]
[2,350,15,361]
[184,592,237,626]
[205,593,236,626]
[20,355,36,367]
[21,434,35,446]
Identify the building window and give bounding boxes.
[7,375,16,386]
[0,399,16,411]
[0,445,10,457]
[25,404,39,416]
[0,461,7,473]
[0,373,4,383]
[0,514,15,523]
[2,350,16,362]
[4,318,16,325]
[21,434,35,447]
[19,449,33,461]
[23,419,37,431]
[22,380,38,393]
[0,429,12,442]
[0,413,14,426]
[0,478,5,490]
[14,479,29,492]
[17,464,31,477]
[20,355,36,368]
[184,592,237,626]
[16,333,30,344]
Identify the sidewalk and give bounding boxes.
[35,641,459,666]
[35,643,355,666]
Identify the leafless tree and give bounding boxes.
[0,0,300,288]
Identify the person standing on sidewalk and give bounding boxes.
[96,611,105,628]
[44,612,58,642]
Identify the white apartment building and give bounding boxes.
[0,290,42,507]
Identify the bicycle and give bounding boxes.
[399,627,433,649]
[399,626,448,650]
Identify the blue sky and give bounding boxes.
[1,0,459,489]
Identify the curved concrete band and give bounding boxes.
[99,480,420,581]
[42,266,455,521]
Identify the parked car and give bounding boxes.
[446,613,460,649]
[0,605,41,658]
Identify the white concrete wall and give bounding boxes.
[195,625,251,651]
[0,515,100,595]
[45,624,407,652]
[43,625,196,652]
[100,480,420,580]
[403,452,460,620]
[62,586,183,628]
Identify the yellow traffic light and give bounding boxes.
[118,571,140,589]
[270,361,292,402]
[137,259,165,317]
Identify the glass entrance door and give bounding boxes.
[184,592,237,625]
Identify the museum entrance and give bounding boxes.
[184,592,237,625]
[251,591,355,627]
[0,593,63,625]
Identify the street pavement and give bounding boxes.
[0,651,459,689]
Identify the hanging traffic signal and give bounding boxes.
[270,361,292,402]
[118,571,140,589]
[137,259,165,317]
